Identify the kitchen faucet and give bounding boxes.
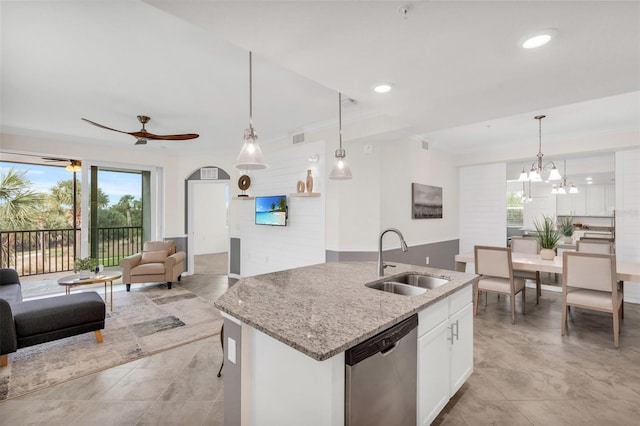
[378,228,409,277]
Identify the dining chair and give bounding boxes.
[561,251,622,348]
[474,245,525,324]
[576,240,622,318]
[577,240,614,254]
[510,238,542,304]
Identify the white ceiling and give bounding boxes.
[2,1,639,158]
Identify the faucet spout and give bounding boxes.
[378,228,409,277]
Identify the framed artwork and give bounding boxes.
[412,183,443,219]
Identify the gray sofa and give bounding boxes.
[0,268,106,367]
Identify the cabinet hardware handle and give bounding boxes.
[453,320,459,341]
[447,326,454,344]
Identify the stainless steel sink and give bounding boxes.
[389,273,450,290]
[365,273,450,296]
[365,281,427,296]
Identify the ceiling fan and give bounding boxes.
[81,115,199,145]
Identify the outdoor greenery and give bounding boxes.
[506,191,524,227]
[0,166,142,231]
[533,215,561,249]
[0,168,44,230]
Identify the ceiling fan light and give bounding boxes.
[65,163,81,173]
[235,128,268,170]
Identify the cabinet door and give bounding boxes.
[449,303,474,397]
[572,187,587,215]
[556,194,571,215]
[417,320,450,426]
[586,184,605,215]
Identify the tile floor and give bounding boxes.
[2,276,639,425]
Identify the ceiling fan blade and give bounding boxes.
[130,131,199,141]
[81,118,134,136]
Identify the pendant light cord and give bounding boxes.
[339,92,342,150]
[249,51,253,129]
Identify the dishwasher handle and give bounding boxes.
[345,314,418,366]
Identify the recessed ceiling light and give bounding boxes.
[374,84,392,93]
[585,177,593,181]
[521,29,557,49]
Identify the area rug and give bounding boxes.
[0,284,223,400]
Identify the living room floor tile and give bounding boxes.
[3,272,640,425]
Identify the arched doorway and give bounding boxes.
[185,167,230,275]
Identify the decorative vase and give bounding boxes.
[540,248,555,260]
[296,181,305,193]
[79,270,91,279]
[306,169,314,193]
[564,236,573,244]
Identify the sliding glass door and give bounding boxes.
[89,166,150,266]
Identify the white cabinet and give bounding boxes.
[417,286,473,425]
[418,320,450,425]
[557,184,616,216]
[449,303,473,395]
[586,185,606,216]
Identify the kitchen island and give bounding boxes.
[214,261,478,425]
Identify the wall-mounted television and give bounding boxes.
[255,195,287,226]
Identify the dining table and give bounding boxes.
[454,251,640,283]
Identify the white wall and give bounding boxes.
[238,140,326,277]
[616,149,640,303]
[380,138,460,250]
[459,163,507,254]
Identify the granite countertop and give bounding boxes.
[214,261,478,361]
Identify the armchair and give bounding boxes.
[120,241,185,291]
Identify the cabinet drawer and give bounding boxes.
[418,297,448,337]
[449,285,472,314]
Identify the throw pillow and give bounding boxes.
[140,250,168,264]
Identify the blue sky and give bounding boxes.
[0,162,141,206]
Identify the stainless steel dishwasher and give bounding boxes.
[345,314,418,426]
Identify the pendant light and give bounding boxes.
[328,92,352,180]
[518,115,561,182]
[554,160,579,195]
[235,51,268,170]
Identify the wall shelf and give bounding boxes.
[233,196,255,200]
[289,192,321,197]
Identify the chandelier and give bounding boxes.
[551,160,579,194]
[518,115,561,182]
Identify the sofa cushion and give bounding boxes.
[143,240,176,255]
[131,262,165,276]
[0,283,22,305]
[140,250,168,264]
[12,292,105,339]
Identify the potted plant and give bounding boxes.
[533,215,561,260]
[557,216,574,244]
[74,257,98,278]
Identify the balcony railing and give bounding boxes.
[1,226,142,276]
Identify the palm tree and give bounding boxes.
[0,168,43,230]
[0,168,44,267]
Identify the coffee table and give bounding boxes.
[57,270,122,311]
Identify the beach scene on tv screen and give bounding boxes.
[256,195,287,226]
